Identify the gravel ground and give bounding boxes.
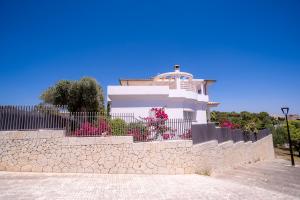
[0,160,299,200]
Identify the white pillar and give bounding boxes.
[176,76,180,89]
[200,83,204,94]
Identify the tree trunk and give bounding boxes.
[295,144,300,157]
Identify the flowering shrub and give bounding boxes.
[72,117,111,136]
[144,108,172,140]
[150,108,168,120]
[220,120,240,129]
[162,132,175,140]
[128,128,150,141]
[180,129,192,139]
[72,122,100,136]
[96,117,111,135]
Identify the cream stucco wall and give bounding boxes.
[0,130,274,174]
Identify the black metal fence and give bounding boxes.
[1,105,270,143]
[192,123,270,144]
[0,105,69,130]
[0,105,192,142]
[65,113,192,142]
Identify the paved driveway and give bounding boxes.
[0,160,299,200]
[215,159,300,198]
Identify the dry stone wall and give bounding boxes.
[0,130,274,174]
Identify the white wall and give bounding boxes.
[108,86,209,102]
[196,110,207,124]
[165,108,184,119]
[111,107,152,119]
[110,96,208,123]
[111,107,185,119]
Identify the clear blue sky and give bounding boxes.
[0,0,299,115]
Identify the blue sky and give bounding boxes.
[0,0,299,115]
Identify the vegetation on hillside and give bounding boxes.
[211,111,300,157]
[273,120,300,157]
[210,111,278,132]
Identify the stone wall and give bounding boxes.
[0,130,274,174]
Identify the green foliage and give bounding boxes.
[272,126,287,146]
[110,118,127,136]
[68,77,104,112]
[210,111,217,122]
[40,77,104,112]
[54,80,73,105]
[273,120,300,156]
[127,122,148,133]
[257,112,273,130]
[40,86,56,104]
[243,121,259,133]
[106,101,111,116]
[41,80,73,105]
[287,121,300,141]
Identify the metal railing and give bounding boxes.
[0,105,192,142]
[0,105,68,131]
[65,113,192,142]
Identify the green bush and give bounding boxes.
[127,122,147,132]
[110,118,127,136]
[272,126,287,147]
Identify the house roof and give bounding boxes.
[119,79,154,86]
[208,102,220,107]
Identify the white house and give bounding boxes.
[107,65,219,124]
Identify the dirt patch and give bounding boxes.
[275,147,300,165]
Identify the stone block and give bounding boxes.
[0,165,6,171]
[175,168,184,174]
[21,165,32,172]
[6,165,20,172]
[42,166,52,172]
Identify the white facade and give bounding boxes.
[107,65,219,124]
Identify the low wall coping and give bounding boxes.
[65,136,134,145]
[0,130,134,144]
[0,130,65,140]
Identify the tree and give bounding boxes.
[106,101,111,116]
[272,126,287,146]
[53,80,73,105]
[257,112,273,130]
[273,120,300,157]
[288,121,300,157]
[210,111,217,122]
[40,77,105,113]
[40,86,56,104]
[243,120,259,133]
[68,77,104,112]
[41,80,73,105]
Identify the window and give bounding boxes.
[183,111,196,121]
